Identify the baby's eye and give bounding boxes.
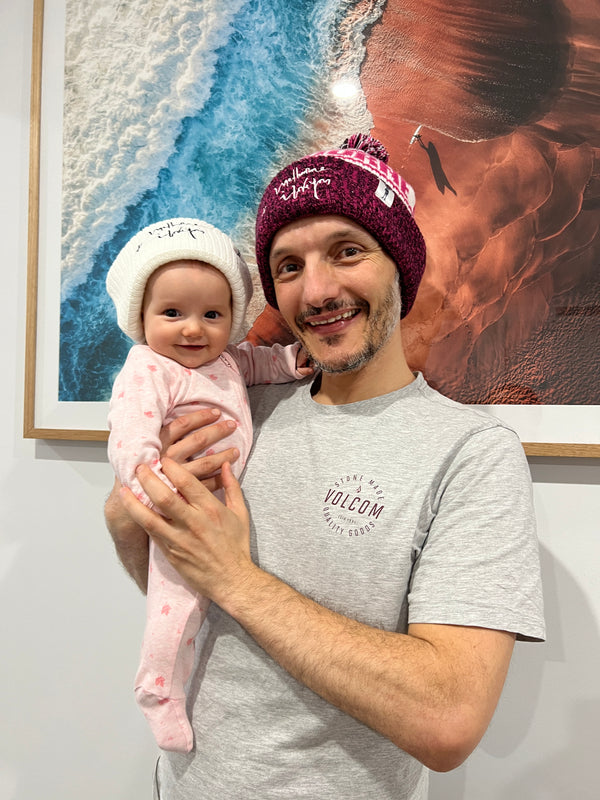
[204,310,221,320]
[163,308,180,318]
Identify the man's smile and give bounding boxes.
[297,303,366,336]
[305,309,360,327]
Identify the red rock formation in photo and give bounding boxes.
[246,0,600,404]
[360,0,600,403]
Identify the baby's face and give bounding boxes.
[142,260,232,369]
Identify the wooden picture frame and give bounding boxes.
[25,0,108,441]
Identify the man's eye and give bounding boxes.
[163,308,180,318]
[279,262,300,275]
[340,246,360,258]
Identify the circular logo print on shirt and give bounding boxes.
[322,474,385,537]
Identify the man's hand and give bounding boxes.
[159,408,240,489]
[105,409,240,591]
[119,459,253,602]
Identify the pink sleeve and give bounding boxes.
[229,341,303,386]
[107,346,176,506]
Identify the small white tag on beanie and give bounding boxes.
[375,180,394,207]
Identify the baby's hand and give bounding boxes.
[296,346,315,376]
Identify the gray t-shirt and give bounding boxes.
[156,374,544,799]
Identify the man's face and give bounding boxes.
[269,215,402,374]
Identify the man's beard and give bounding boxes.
[296,283,402,374]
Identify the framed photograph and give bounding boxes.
[25,0,599,455]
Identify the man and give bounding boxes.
[106,134,544,799]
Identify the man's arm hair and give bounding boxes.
[105,478,149,593]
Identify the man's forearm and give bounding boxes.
[104,483,149,593]
[217,564,514,773]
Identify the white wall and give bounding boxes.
[2,5,157,799]
[2,3,599,799]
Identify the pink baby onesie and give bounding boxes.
[108,340,302,752]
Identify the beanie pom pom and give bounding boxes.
[342,133,389,164]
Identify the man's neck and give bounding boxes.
[312,351,415,406]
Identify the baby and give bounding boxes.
[106,218,311,752]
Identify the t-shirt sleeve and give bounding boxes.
[407,425,545,641]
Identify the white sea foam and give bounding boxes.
[61,0,248,298]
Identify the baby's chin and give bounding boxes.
[158,346,217,370]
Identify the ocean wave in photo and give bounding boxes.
[59,0,383,401]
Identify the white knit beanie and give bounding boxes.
[106,218,253,344]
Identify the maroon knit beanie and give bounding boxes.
[255,133,426,318]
